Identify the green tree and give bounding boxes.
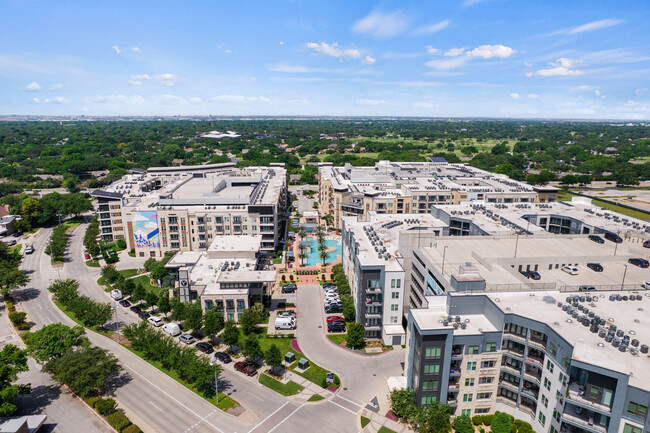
[414,402,451,433]
[491,413,513,433]
[203,310,224,340]
[221,321,240,351]
[241,335,262,361]
[171,298,186,321]
[345,322,365,349]
[132,283,146,302]
[239,308,259,335]
[45,345,120,398]
[151,264,168,282]
[390,389,416,421]
[20,197,41,227]
[0,267,29,297]
[298,244,308,266]
[101,265,120,284]
[184,302,203,331]
[25,324,88,364]
[158,293,171,316]
[453,414,474,433]
[0,344,30,416]
[145,291,158,310]
[265,344,283,375]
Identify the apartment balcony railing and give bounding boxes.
[503,348,525,359]
[503,332,527,344]
[496,396,517,407]
[501,364,522,375]
[561,413,607,433]
[525,354,544,367]
[499,380,520,392]
[528,336,547,350]
[566,383,612,414]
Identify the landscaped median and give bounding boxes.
[258,372,304,396]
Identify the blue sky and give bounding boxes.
[2,0,650,119]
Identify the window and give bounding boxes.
[485,342,497,352]
[541,394,548,408]
[546,360,554,373]
[559,372,566,384]
[424,364,440,375]
[623,425,642,433]
[422,380,438,391]
[391,304,399,311]
[236,299,246,311]
[544,378,551,391]
[628,402,648,418]
[553,410,561,422]
[477,393,491,400]
[538,412,546,427]
[478,377,494,385]
[481,360,496,369]
[467,362,477,371]
[475,408,489,414]
[390,316,398,324]
[461,409,471,417]
[392,292,400,299]
[548,341,557,356]
[463,394,473,402]
[421,396,437,405]
[589,386,600,399]
[561,353,570,367]
[465,378,475,387]
[468,345,479,355]
[425,347,441,359]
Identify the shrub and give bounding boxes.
[5,301,16,312]
[16,323,30,330]
[84,395,102,408]
[480,428,485,433]
[107,411,131,432]
[123,425,143,433]
[453,414,474,433]
[483,414,494,426]
[491,412,513,433]
[472,415,483,426]
[9,311,27,324]
[116,239,127,250]
[95,397,117,416]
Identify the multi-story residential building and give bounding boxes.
[406,290,650,433]
[319,161,557,229]
[165,235,276,311]
[91,163,289,258]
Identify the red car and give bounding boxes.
[84,253,91,260]
[326,316,345,323]
[234,361,257,376]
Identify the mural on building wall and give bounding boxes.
[133,211,160,248]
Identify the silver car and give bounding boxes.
[179,334,195,344]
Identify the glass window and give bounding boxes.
[424,364,440,375]
[561,353,570,367]
[478,377,494,384]
[628,402,648,418]
[465,378,475,387]
[468,345,479,355]
[467,362,477,371]
[546,360,554,373]
[425,347,442,359]
[548,341,557,356]
[461,409,471,417]
[422,380,438,391]
[542,395,548,408]
[421,396,437,405]
[392,292,400,299]
[485,342,497,352]
[623,425,642,433]
[544,378,551,391]
[463,394,473,402]
[538,412,546,426]
[391,304,399,311]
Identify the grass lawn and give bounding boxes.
[308,394,325,402]
[131,275,166,296]
[378,427,397,433]
[561,191,650,220]
[11,244,22,254]
[327,334,347,345]
[119,268,140,279]
[259,373,304,396]
[257,336,299,358]
[273,257,282,264]
[361,416,370,428]
[289,359,338,389]
[85,259,100,268]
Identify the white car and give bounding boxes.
[641,281,650,290]
[110,289,123,300]
[561,266,579,276]
[147,316,163,327]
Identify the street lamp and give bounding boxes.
[209,360,219,404]
[514,232,521,258]
[441,245,448,275]
[621,264,628,290]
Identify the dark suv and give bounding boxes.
[234,361,257,376]
[327,321,346,333]
[588,235,605,244]
[629,258,649,268]
[281,284,297,293]
[586,263,603,272]
[521,270,541,280]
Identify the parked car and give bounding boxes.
[604,232,623,243]
[13,232,22,238]
[138,310,150,320]
[561,266,579,275]
[110,289,123,301]
[234,361,257,376]
[84,252,91,260]
[586,263,603,272]
[322,283,337,289]
[162,322,181,337]
[275,316,296,330]
[214,351,232,364]
[119,300,131,307]
[520,270,541,280]
[578,285,596,292]
[196,342,214,354]
[629,258,649,268]
[325,305,343,314]
[644,240,650,248]
[147,316,163,327]
[281,283,297,293]
[129,305,142,314]
[179,334,195,345]
[277,311,295,318]
[326,315,345,323]
[327,321,346,333]
[641,281,650,290]
[24,245,34,254]
[588,235,605,244]
[5,240,16,246]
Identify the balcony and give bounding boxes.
[447,397,458,407]
[566,382,612,414]
[365,297,382,306]
[521,381,539,400]
[364,312,381,319]
[526,348,544,367]
[528,333,548,350]
[364,324,381,331]
[449,365,462,376]
[496,396,517,407]
[499,380,520,392]
[448,383,460,392]
[523,365,542,384]
[451,352,463,360]
[561,413,607,433]
[501,363,522,375]
[503,348,525,359]
[366,287,382,295]
[503,332,527,344]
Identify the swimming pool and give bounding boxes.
[304,237,341,266]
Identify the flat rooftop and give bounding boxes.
[411,295,499,336]
[418,235,650,291]
[208,235,261,253]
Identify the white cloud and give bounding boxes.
[352,10,410,39]
[156,95,187,105]
[535,58,584,77]
[279,41,284,45]
[510,93,521,99]
[23,81,41,91]
[571,85,594,92]
[209,95,271,105]
[112,45,121,54]
[356,99,386,106]
[362,56,376,65]
[32,98,40,103]
[444,47,467,57]
[43,96,69,104]
[306,42,361,60]
[267,64,349,74]
[189,97,202,104]
[129,73,180,86]
[425,56,469,70]
[525,72,533,77]
[48,83,64,91]
[425,46,441,55]
[528,93,540,99]
[463,0,486,6]
[130,74,150,80]
[93,94,146,104]
[132,46,140,52]
[568,19,624,35]
[287,99,308,105]
[128,80,142,86]
[465,45,516,59]
[413,20,451,35]
[225,49,232,54]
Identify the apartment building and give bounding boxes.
[406,291,650,433]
[92,163,289,258]
[319,161,555,229]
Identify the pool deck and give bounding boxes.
[289,234,342,275]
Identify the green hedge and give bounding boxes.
[122,425,143,433]
[8,311,26,324]
[106,411,131,432]
[84,395,102,408]
[95,397,117,416]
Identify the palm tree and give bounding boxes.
[298,225,306,240]
[298,243,308,266]
[319,248,328,266]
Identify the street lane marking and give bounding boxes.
[266,404,304,433]
[149,401,163,411]
[336,394,362,407]
[125,365,225,433]
[328,399,357,415]
[247,401,289,433]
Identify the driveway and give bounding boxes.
[296,283,407,414]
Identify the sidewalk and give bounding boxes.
[360,408,415,433]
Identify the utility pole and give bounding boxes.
[621,264,628,290]
[441,245,448,275]
[514,232,520,258]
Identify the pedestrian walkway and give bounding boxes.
[360,408,415,433]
